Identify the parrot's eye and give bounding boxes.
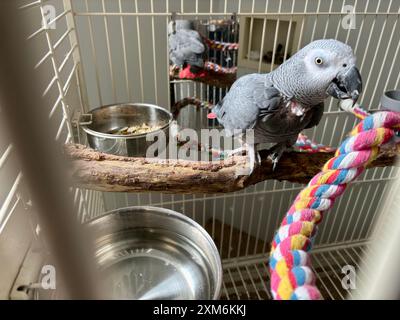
[315,57,323,65]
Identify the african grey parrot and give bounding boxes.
[211,39,362,174]
[168,20,206,75]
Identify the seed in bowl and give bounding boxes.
[112,123,162,135]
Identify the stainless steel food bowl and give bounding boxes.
[80,103,173,157]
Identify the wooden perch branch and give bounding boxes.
[171,97,213,118]
[170,67,236,88]
[65,143,400,194]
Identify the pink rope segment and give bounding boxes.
[269,110,400,300]
[202,36,239,51]
[204,61,237,74]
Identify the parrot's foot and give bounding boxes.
[267,144,292,171]
[225,147,247,157]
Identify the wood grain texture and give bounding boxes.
[64,143,400,194]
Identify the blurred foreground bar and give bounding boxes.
[0,1,102,299]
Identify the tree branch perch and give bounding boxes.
[65,143,400,194]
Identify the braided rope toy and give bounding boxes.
[296,133,335,153]
[171,97,213,118]
[173,61,237,79]
[204,61,237,74]
[202,36,239,51]
[269,103,400,300]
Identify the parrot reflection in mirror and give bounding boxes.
[168,20,207,79]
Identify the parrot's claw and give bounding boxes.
[246,148,261,176]
[268,152,281,171]
[256,151,261,164]
[267,142,293,171]
[225,147,247,158]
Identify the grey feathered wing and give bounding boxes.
[213,73,282,136]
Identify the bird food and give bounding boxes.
[110,123,162,135]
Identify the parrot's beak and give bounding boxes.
[326,66,362,103]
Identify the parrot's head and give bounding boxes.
[168,20,193,34]
[274,39,362,105]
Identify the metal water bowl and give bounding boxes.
[88,207,223,300]
[80,103,172,157]
[35,206,222,300]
